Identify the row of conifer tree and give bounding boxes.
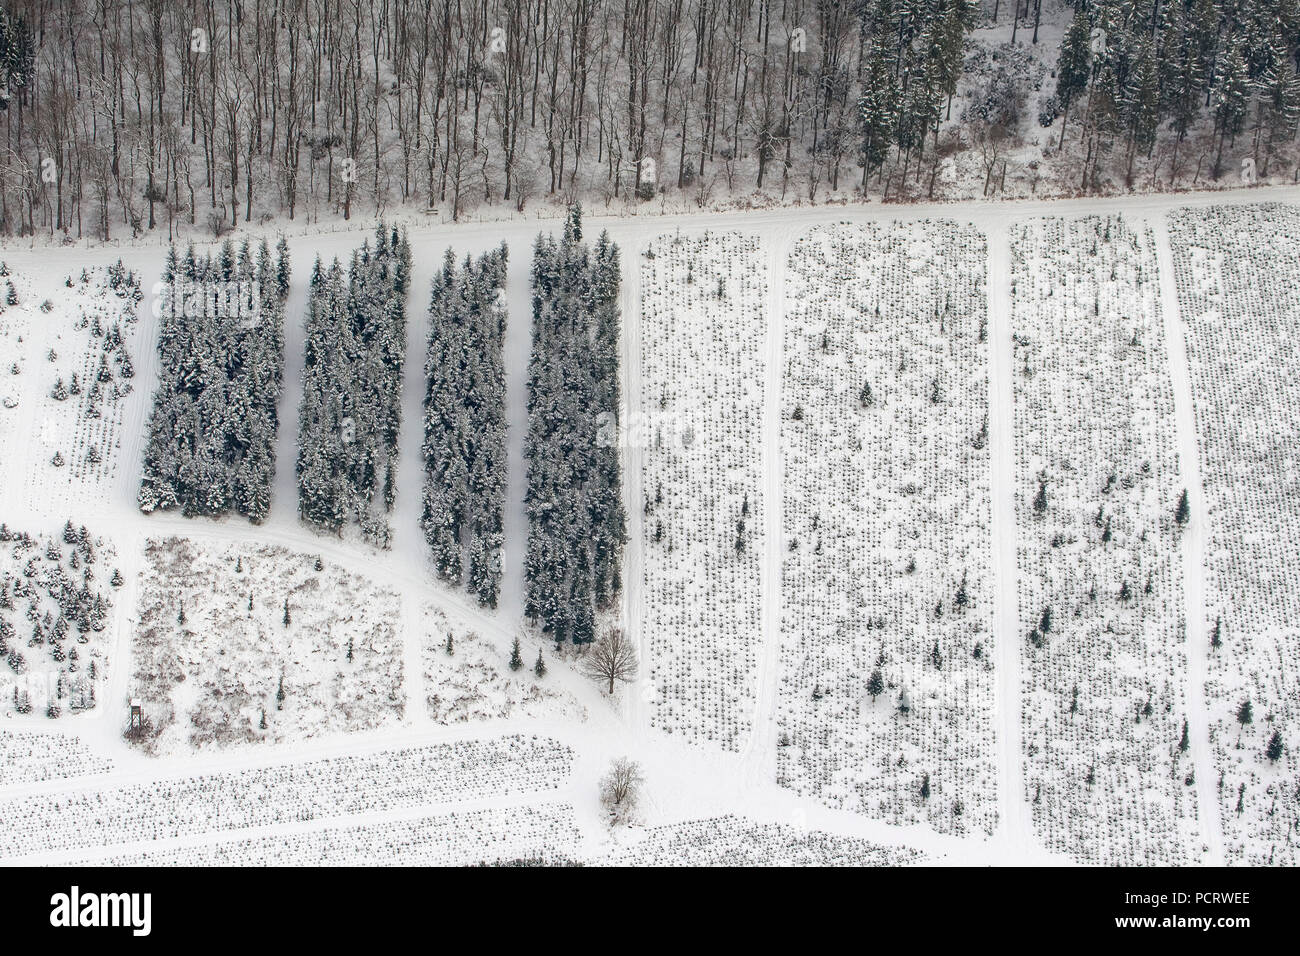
[297,223,411,548]
[138,238,290,523]
[524,207,627,644]
[422,243,509,607]
[139,207,622,642]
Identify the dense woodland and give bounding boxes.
[1,0,1298,239]
[1049,0,1300,187]
[297,222,410,546]
[137,237,290,521]
[422,244,508,607]
[525,206,625,644]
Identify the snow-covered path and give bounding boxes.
[1152,215,1225,866]
[3,184,1298,866]
[618,230,650,740]
[740,234,787,790]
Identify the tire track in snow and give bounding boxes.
[741,232,785,787]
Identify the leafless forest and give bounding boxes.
[0,1,1296,239]
[0,0,882,237]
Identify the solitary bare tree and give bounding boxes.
[599,756,643,824]
[582,627,638,695]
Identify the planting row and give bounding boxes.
[524,207,626,644]
[89,803,581,867]
[606,814,923,866]
[29,263,141,510]
[0,730,113,786]
[0,735,573,859]
[422,246,508,605]
[297,223,410,547]
[138,240,290,522]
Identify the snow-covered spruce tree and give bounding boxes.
[138,238,289,523]
[1049,0,1300,187]
[297,222,410,546]
[855,0,974,189]
[524,205,627,644]
[421,243,508,607]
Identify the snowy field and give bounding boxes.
[1011,216,1202,864]
[0,265,31,456]
[88,803,583,867]
[604,815,924,866]
[637,231,767,751]
[1168,204,1300,866]
[0,735,572,861]
[20,265,142,513]
[2,188,1299,867]
[127,537,404,754]
[0,729,113,785]
[422,601,585,724]
[0,264,146,519]
[777,221,996,837]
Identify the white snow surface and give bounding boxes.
[1,184,1297,865]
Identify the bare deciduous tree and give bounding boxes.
[581,626,637,695]
[599,756,643,824]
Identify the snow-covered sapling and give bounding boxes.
[1236,699,1253,735]
[867,668,884,702]
[1033,476,1048,515]
[1265,730,1284,763]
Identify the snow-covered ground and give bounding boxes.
[778,221,997,837]
[0,264,145,520]
[0,734,573,863]
[1011,216,1203,864]
[603,814,924,867]
[421,601,586,725]
[1167,204,1300,867]
[637,231,767,752]
[0,728,113,786]
[87,802,584,867]
[2,184,1299,866]
[127,537,404,755]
